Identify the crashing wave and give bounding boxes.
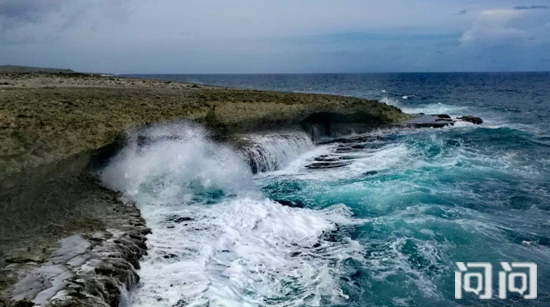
[238,131,315,173]
[99,122,364,307]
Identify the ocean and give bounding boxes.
[109,73,550,306]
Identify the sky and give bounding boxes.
[0,0,549,73]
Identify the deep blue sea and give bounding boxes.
[112,73,550,306]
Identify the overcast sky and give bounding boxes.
[1,0,549,73]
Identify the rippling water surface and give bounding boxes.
[111,73,550,306]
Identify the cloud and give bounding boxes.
[0,0,138,45]
[0,0,64,24]
[513,5,549,10]
[455,10,468,16]
[480,9,521,16]
[460,9,524,44]
[1,0,549,73]
[0,0,136,27]
[460,7,550,46]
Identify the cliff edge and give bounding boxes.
[0,72,410,306]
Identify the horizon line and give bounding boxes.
[120,71,550,75]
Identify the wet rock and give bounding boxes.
[274,199,305,208]
[320,135,381,145]
[314,155,358,164]
[0,298,34,307]
[364,171,378,176]
[339,155,359,160]
[314,155,341,162]
[321,226,344,243]
[305,161,351,169]
[4,257,41,265]
[174,217,193,223]
[2,205,150,307]
[335,147,360,153]
[165,215,194,224]
[173,299,189,307]
[395,114,455,128]
[458,115,483,125]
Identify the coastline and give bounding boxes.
[0,72,411,179]
[0,71,413,306]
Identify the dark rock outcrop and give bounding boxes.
[394,114,455,128]
[205,96,411,138]
[396,114,484,128]
[305,161,352,169]
[364,171,379,176]
[1,200,150,307]
[458,115,483,125]
[0,137,151,306]
[275,199,305,208]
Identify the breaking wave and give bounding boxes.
[100,123,364,307]
[113,72,550,307]
[380,97,468,116]
[240,131,315,173]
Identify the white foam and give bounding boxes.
[100,123,364,307]
[256,144,336,179]
[380,97,469,116]
[100,122,255,203]
[348,144,409,176]
[129,199,363,307]
[380,97,400,107]
[264,142,410,182]
[240,131,315,173]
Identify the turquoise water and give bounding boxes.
[257,126,550,306]
[112,73,550,306]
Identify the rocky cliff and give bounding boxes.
[0,72,411,306]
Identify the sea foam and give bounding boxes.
[100,123,364,307]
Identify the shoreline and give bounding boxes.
[0,71,452,306]
[0,72,410,179]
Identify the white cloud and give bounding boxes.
[480,9,520,16]
[460,9,524,44]
[460,8,550,45]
